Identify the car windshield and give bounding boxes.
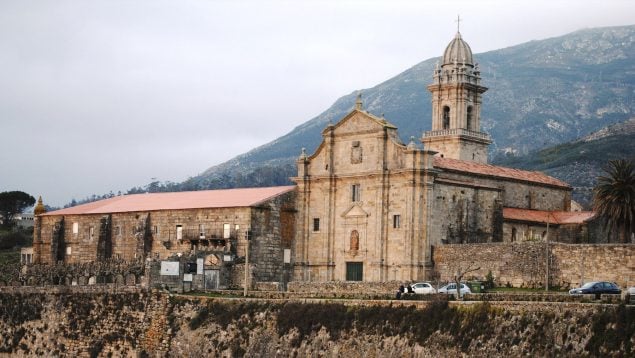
[581,282,597,289]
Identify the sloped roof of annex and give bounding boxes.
[40,186,296,216]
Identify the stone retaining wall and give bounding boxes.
[2,288,633,357]
[287,280,402,295]
[551,244,635,288]
[433,242,635,288]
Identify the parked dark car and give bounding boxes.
[568,281,621,296]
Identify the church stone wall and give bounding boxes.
[294,170,430,282]
[249,191,296,284]
[429,183,501,245]
[425,137,488,163]
[437,171,570,211]
[433,242,635,288]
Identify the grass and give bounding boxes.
[488,287,568,293]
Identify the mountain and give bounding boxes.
[181,25,635,191]
[494,117,635,208]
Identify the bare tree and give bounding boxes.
[453,262,480,300]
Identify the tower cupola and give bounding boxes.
[442,32,474,68]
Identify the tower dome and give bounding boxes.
[442,32,473,67]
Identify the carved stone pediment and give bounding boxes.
[341,204,369,218]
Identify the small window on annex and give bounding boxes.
[115,226,121,236]
[72,222,79,234]
[313,218,320,232]
[176,225,183,240]
[89,226,94,240]
[223,223,231,239]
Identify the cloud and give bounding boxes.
[1,0,634,206]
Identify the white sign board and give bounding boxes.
[183,273,193,282]
[160,261,180,276]
[196,258,204,275]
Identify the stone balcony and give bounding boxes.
[423,128,492,142]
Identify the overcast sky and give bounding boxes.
[1,0,634,207]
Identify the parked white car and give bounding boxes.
[438,283,472,295]
[410,282,437,294]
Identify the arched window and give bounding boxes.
[511,228,517,242]
[466,106,473,130]
[443,106,450,129]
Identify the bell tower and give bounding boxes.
[422,27,491,163]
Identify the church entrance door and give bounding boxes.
[204,269,220,290]
[346,262,363,281]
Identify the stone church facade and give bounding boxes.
[292,31,579,283]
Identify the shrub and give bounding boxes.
[484,271,495,289]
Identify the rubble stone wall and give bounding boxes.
[433,242,635,288]
[0,287,633,357]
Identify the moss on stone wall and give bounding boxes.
[1,289,634,356]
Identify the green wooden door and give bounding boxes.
[346,262,363,281]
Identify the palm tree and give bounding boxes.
[593,159,635,243]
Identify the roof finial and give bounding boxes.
[355,91,363,110]
[34,196,46,215]
[407,136,417,150]
[456,14,461,33]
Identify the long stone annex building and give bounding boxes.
[32,30,615,287]
[33,187,295,288]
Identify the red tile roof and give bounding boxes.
[41,186,296,216]
[503,207,595,225]
[433,157,570,188]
